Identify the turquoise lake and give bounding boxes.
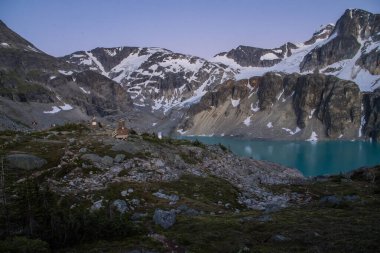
[179,136,380,177]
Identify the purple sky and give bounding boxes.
[1,0,379,59]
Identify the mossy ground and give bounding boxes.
[0,124,379,253]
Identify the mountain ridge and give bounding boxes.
[1,9,379,140]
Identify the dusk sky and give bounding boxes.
[1,0,379,59]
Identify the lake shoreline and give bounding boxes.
[178,135,380,177]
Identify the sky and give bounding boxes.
[0,0,379,59]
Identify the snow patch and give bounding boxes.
[260,53,279,61]
[231,98,240,107]
[58,70,73,75]
[309,109,316,119]
[79,87,91,94]
[44,106,61,114]
[49,76,56,80]
[358,105,365,137]
[110,48,151,83]
[1,42,10,47]
[266,122,273,128]
[85,51,108,77]
[307,131,318,142]
[60,104,73,111]
[177,129,187,135]
[282,127,301,135]
[277,89,284,101]
[251,102,260,112]
[243,116,251,126]
[27,45,39,53]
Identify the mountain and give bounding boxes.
[211,9,380,92]
[179,9,380,140]
[1,9,379,140]
[0,21,133,130]
[61,47,236,112]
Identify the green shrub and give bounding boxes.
[50,123,89,132]
[0,237,50,253]
[192,139,205,148]
[218,143,228,152]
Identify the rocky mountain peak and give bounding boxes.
[304,24,335,45]
[334,8,380,40]
[0,19,42,53]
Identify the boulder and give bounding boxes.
[114,154,126,163]
[153,209,176,229]
[81,153,102,164]
[270,234,290,242]
[152,190,179,202]
[112,199,128,214]
[79,147,87,153]
[101,156,114,166]
[90,200,103,212]
[6,154,47,170]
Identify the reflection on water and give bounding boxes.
[180,136,380,176]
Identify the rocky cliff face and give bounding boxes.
[0,21,133,130]
[300,9,380,73]
[362,88,380,140]
[179,72,362,140]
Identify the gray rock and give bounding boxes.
[6,154,47,170]
[154,159,165,167]
[114,154,126,163]
[153,209,176,229]
[320,195,342,205]
[270,234,290,242]
[79,147,87,153]
[81,153,102,164]
[130,198,140,206]
[112,199,128,214]
[90,200,103,212]
[121,190,129,197]
[152,191,179,202]
[101,156,114,166]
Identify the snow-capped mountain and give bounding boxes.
[211,9,380,92]
[1,9,379,140]
[62,47,236,113]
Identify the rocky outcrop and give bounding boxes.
[357,47,380,75]
[214,43,298,68]
[181,72,362,139]
[293,74,361,137]
[153,209,176,229]
[304,24,335,45]
[362,88,380,140]
[300,9,380,72]
[257,73,283,110]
